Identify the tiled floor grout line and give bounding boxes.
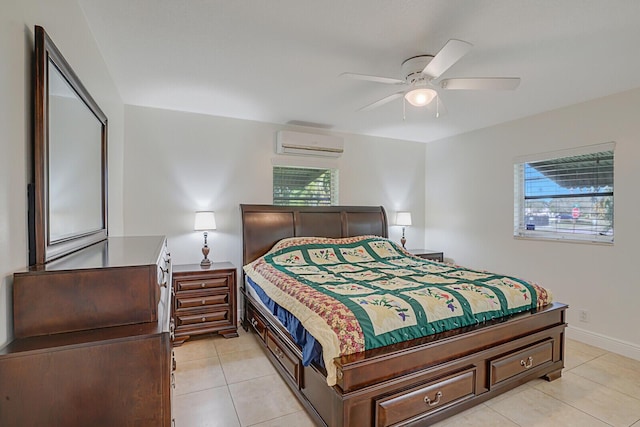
[243,409,305,427]
[174,336,639,427]
[565,352,640,405]
[173,382,228,397]
[225,384,244,427]
[531,381,617,427]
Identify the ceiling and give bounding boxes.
[77,0,640,143]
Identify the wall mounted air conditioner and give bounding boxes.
[276,130,344,158]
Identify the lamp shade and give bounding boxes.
[404,88,437,107]
[194,211,217,231]
[396,212,412,226]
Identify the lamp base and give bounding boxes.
[200,245,211,267]
[401,236,406,248]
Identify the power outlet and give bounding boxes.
[578,309,590,323]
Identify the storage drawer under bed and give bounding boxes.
[266,329,301,386]
[489,339,554,387]
[375,367,476,427]
[246,303,267,342]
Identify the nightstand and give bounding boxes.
[407,249,444,262]
[171,262,238,346]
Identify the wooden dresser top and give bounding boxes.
[22,235,166,273]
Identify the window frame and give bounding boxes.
[513,142,614,245]
[272,165,339,207]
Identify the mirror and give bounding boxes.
[31,26,108,265]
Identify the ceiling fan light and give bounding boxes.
[404,88,437,107]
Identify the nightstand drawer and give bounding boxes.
[175,276,229,292]
[407,249,444,262]
[176,310,230,327]
[176,293,228,310]
[417,253,444,262]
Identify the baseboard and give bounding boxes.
[567,325,640,361]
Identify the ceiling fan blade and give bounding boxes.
[340,72,405,85]
[422,39,473,79]
[440,77,521,90]
[358,92,405,111]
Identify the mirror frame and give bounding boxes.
[31,25,108,265]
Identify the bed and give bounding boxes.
[240,204,566,427]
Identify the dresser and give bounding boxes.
[172,262,238,346]
[0,236,174,426]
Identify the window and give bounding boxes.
[273,166,338,206]
[514,143,614,244]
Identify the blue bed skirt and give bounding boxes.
[246,277,324,368]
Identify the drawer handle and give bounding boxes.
[520,356,534,369]
[201,283,206,288]
[250,318,258,328]
[424,391,443,407]
[159,267,169,288]
[201,317,207,322]
[274,347,284,359]
[202,299,207,305]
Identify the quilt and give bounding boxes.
[243,235,552,386]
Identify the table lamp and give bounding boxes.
[396,211,412,248]
[194,211,216,267]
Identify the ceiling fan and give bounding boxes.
[341,39,520,114]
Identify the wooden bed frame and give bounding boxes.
[240,204,566,426]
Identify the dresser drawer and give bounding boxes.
[176,310,230,327]
[490,339,554,387]
[375,368,475,427]
[175,293,228,310]
[266,329,300,386]
[175,276,230,292]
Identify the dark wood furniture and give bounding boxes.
[32,25,108,265]
[0,236,174,426]
[7,25,176,427]
[407,248,444,262]
[240,204,566,427]
[172,262,238,345]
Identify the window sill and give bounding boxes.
[513,235,613,246]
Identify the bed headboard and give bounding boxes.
[240,204,388,265]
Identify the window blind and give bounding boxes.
[273,166,339,206]
[514,145,614,244]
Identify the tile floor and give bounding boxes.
[173,329,640,427]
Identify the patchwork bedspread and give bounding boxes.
[243,236,552,386]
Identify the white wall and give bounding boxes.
[3,3,635,360]
[426,88,640,359]
[0,0,124,347]
[123,104,426,297]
